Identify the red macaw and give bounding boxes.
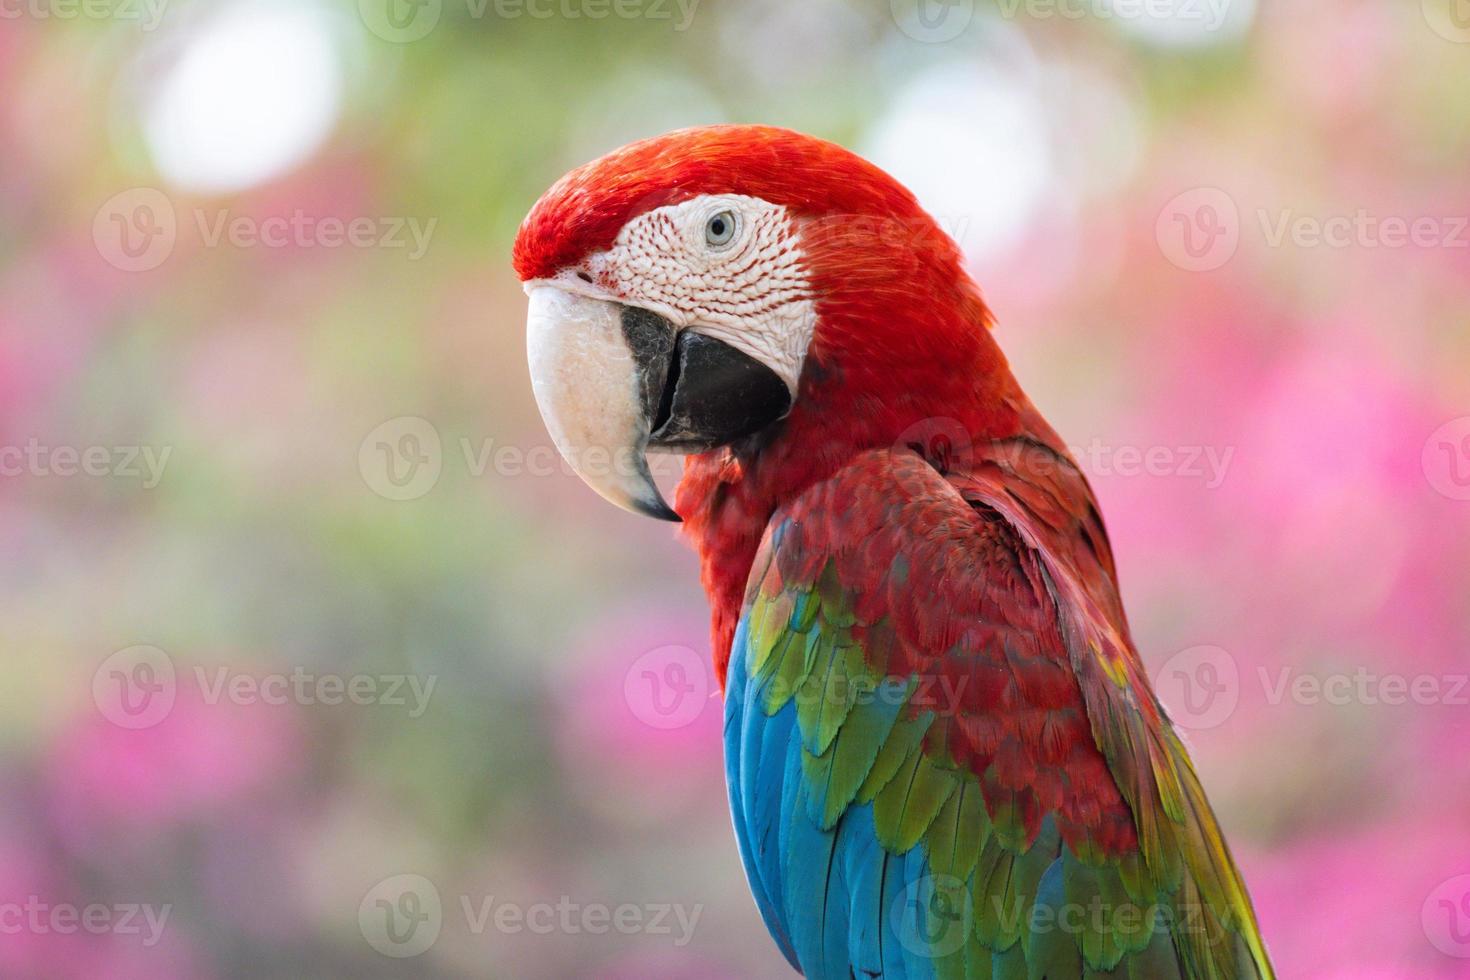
[514,125,1274,979]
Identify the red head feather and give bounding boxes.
[516,125,1052,682]
[517,125,934,280]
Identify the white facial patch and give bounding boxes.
[585,194,816,396]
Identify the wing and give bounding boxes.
[723,444,1273,979]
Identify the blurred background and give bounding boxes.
[2,0,1469,976]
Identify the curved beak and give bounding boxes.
[525,284,791,522]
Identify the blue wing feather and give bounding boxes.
[729,606,946,980]
[727,616,801,969]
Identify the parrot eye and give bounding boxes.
[704,210,738,249]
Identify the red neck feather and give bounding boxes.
[674,191,1043,686]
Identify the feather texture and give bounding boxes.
[723,445,1274,979]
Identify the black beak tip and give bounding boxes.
[634,497,682,523]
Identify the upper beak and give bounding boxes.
[525,284,791,522]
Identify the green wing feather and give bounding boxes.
[732,445,1274,978]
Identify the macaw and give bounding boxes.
[514,125,1274,979]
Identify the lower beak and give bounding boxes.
[524,285,790,522]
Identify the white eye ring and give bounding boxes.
[704,209,739,249]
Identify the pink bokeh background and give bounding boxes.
[2,1,1468,976]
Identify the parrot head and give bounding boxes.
[514,124,1017,523]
